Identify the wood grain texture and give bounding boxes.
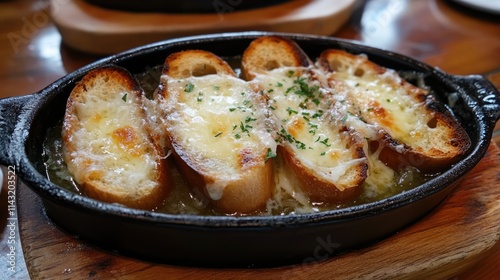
[17,144,500,279]
[50,0,357,54]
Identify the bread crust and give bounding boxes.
[62,66,170,210]
[318,49,471,172]
[242,36,368,203]
[241,36,312,80]
[159,50,275,214]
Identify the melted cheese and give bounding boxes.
[68,90,158,191]
[161,74,276,200]
[326,73,398,191]
[254,67,365,189]
[328,58,435,150]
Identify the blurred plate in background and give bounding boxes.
[451,0,500,14]
[84,0,289,13]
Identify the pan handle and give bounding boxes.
[0,94,40,166]
[451,74,500,125]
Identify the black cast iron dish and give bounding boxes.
[1,32,499,267]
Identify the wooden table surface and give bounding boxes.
[1,0,499,279]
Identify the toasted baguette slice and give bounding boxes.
[158,50,276,214]
[241,36,312,81]
[242,36,368,203]
[62,66,170,210]
[318,49,471,172]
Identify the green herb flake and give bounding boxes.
[184,82,195,92]
[286,107,298,115]
[280,127,295,143]
[240,122,250,134]
[245,116,257,123]
[341,114,348,124]
[121,93,127,102]
[320,138,331,147]
[295,141,306,150]
[265,148,277,162]
[312,110,323,118]
[214,132,222,137]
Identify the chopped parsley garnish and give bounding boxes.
[319,137,331,147]
[280,127,295,143]
[286,107,298,115]
[245,116,257,123]
[214,132,222,137]
[287,77,321,101]
[308,122,318,129]
[237,121,253,136]
[121,93,127,102]
[265,148,277,162]
[184,82,194,92]
[341,114,349,124]
[295,141,306,150]
[312,110,323,118]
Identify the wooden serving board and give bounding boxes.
[50,0,357,55]
[16,143,500,279]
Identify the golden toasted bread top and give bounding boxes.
[62,66,168,209]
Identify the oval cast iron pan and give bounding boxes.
[0,32,499,267]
